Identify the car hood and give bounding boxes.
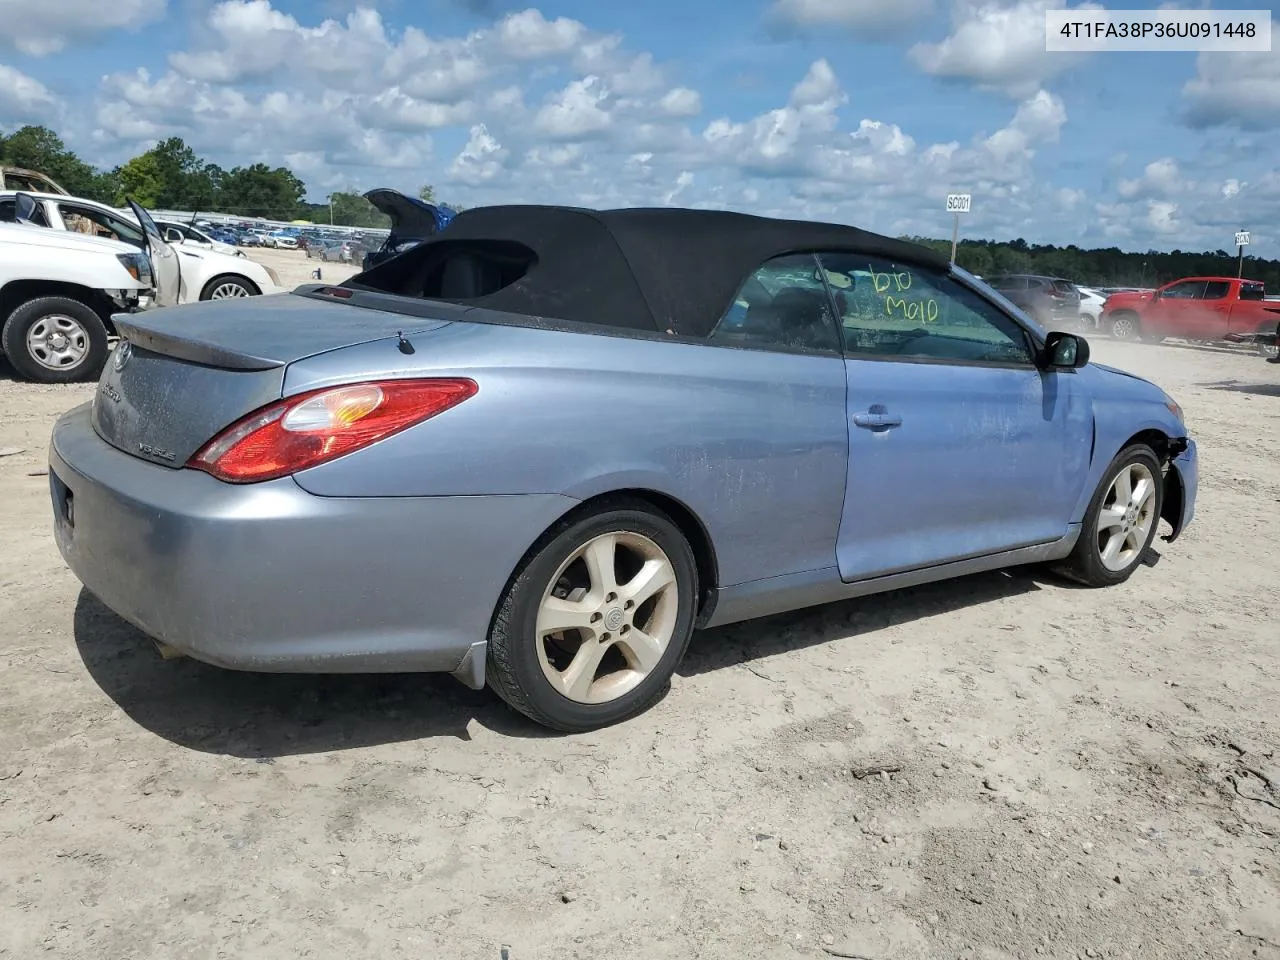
[0,221,134,255]
[1104,290,1154,308]
[364,188,455,242]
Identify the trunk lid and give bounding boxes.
[94,291,452,468]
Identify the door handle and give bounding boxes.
[852,406,903,430]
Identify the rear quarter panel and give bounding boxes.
[284,318,851,587]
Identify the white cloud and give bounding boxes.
[53,0,1277,255]
[1181,34,1280,130]
[495,9,585,59]
[449,123,508,184]
[0,0,166,55]
[768,0,936,36]
[0,64,61,121]
[909,0,1101,98]
[534,76,614,139]
[658,88,702,118]
[1116,158,1185,199]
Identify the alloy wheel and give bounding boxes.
[1096,462,1157,571]
[535,531,679,704]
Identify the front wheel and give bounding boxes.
[200,275,259,300]
[1,296,110,383]
[486,502,699,732]
[1053,444,1164,587]
[1108,311,1141,341]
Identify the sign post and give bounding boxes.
[1235,229,1250,279]
[946,194,971,265]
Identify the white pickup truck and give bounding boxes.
[0,207,175,383]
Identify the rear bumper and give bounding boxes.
[1162,438,1198,543]
[49,402,575,682]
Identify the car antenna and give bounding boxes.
[397,330,415,354]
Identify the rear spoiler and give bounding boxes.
[113,315,286,371]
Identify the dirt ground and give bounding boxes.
[1,279,1277,959]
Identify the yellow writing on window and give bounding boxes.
[870,266,939,323]
[885,296,940,324]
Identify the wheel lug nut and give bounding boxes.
[620,624,630,634]
[623,600,633,609]
[590,612,602,622]
[601,633,610,641]
[606,592,617,602]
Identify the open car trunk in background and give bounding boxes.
[93,293,452,469]
[362,188,456,270]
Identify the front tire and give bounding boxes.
[200,275,259,300]
[1054,444,1164,587]
[1,296,109,384]
[1108,311,1141,341]
[486,501,699,732]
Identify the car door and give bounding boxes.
[127,201,181,307]
[1146,280,1205,337]
[1188,280,1233,339]
[817,252,1093,582]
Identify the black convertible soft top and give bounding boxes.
[349,204,950,339]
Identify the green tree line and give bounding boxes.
[903,236,1280,290]
[0,125,459,229]
[3,124,1278,286]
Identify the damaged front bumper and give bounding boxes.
[1160,437,1197,543]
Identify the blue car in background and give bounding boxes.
[361,188,455,270]
[47,205,1197,733]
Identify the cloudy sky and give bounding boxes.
[1,0,1276,253]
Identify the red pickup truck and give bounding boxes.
[1102,277,1280,352]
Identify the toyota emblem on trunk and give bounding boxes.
[113,342,133,372]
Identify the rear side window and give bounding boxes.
[1051,280,1077,295]
[707,253,842,355]
[1240,283,1265,301]
[1200,281,1231,300]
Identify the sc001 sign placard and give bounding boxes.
[946,194,971,214]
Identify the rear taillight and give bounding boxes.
[188,378,477,483]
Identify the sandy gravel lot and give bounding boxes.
[1,275,1277,959]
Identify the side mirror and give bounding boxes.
[164,228,185,243]
[1150,289,1161,300]
[14,192,38,223]
[1042,331,1089,369]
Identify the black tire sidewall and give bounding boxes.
[200,275,257,300]
[1,296,109,383]
[1076,445,1164,586]
[492,506,698,731]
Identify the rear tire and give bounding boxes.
[1054,444,1164,587]
[486,500,699,732]
[1,296,109,384]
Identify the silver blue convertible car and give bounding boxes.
[49,205,1198,731]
